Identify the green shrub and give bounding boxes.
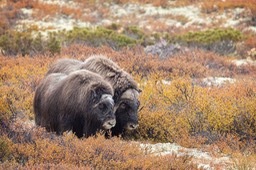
[47,32,61,55]
[61,27,137,49]
[32,33,46,54]
[174,28,243,55]
[123,26,145,40]
[0,30,33,56]
[0,30,61,56]
[123,26,156,46]
[106,23,121,30]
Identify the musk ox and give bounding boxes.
[46,55,141,136]
[34,70,116,138]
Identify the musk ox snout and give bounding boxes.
[126,122,139,131]
[102,119,116,130]
[125,114,139,131]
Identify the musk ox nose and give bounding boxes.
[107,119,116,127]
[126,122,139,131]
[102,119,116,130]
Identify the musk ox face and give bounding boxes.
[92,94,116,130]
[114,89,140,131]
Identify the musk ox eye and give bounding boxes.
[119,103,125,109]
[98,103,107,111]
[120,103,129,110]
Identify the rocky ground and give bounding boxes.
[140,142,232,170]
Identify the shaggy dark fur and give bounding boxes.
[34,70,116,138]
[46,58,83,75]
[46,55,141,136]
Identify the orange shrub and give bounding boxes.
[0,45,256,169]
[0,127,197,169]
[137,73,256,146]
[0,55,54,121]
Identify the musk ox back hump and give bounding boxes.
[46,58,83,75]
[82,55,140,100]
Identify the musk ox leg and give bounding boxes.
[72,115,86,138]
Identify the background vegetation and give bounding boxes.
[0,0,256,169]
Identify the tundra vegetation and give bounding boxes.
[0,0,256,169]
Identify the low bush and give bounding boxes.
[0,25,248,57]
[0,26,145,56]
[137,75,256,146]
[0,55,53,124]
[60,26,141,50]
[0,30,61,56]
[173,28,243,55]
[0,127,197,169]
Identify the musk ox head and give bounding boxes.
[111,88,140,136]
[92,94,116,130]
[58,70,116,138]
